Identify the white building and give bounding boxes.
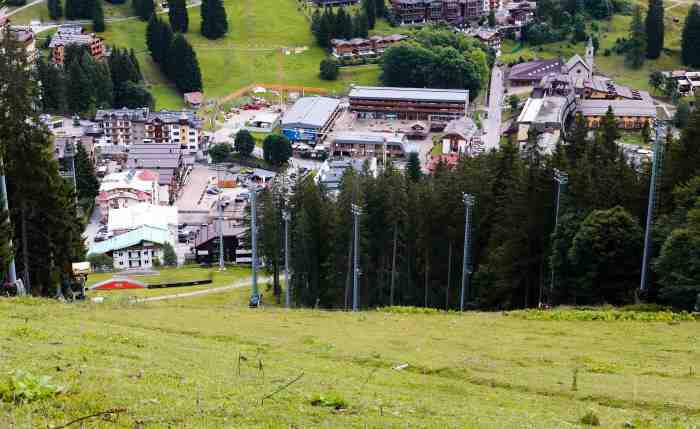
[88,225,173,270]
[97,169,160,220]
[107,203,178,236]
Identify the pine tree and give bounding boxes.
[168,0,189,33]
[353,11,369,38]
[93,60,114,108]
[201,0,228,39]
[318,8,333,48]
[146,15,162,63]
[129,49,142,80]
[363,0,376,29]
[405,152,422,182]
[93,0,105,32]
[80,0,95,19]
[159,21,174,77]
[37,57,67,112]
[311,9,321,40]
[137,0,154,20]
[234,129,255,156]
[65,0,80,19]
[171,34,202,93]
[645,0,664,59]
[375,0,386,17]
[75,143,99,204]
[48,0,63,20]
[0,193,11,283]
[66,57,95,115]
[681,4,700,67]
[625,5,647,69]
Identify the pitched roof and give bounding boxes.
[508,59,564,82]
[282,96,340,129]
[577,99,657,117]
[443,117,478,140]
[349,86,469,103]
[564,54,590,72]
[108,203,178,232]
[88,225,171,255]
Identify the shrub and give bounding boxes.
[504,307,697,321]
[380,306,443,315]
[309,393,348,410]
[0,371,63,404]
[319,58,339,81]
[581,410,600,426]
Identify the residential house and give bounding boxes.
[661,70,700,96]
[97,169,160,220]
[88,225,173,270]
[331,35,408,61]
[49,25,105,66]
[184,91,203,109]
[330,131,407,158]
[348,86,469,122]
[95,108,149,146]
[126,143,183,191]
[107,202,178,236]
[467,28,501,51]
[440,117,481,156]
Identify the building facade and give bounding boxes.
[330,132,407,158]
[89,225,171,270]
[281,96,342,143]
[348,86,469,122]
[97,169,160,220]
[330,34,408,61]
[49,25,105,65]
[390,0,486,25]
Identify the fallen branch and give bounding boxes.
[51,407,127,429]
[260,372,304,405]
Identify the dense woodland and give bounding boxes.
[0,31,86,296]
[146,16,203,93]
[254,109,700,312]
[37,46,152,115]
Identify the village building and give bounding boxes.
[49,25,105,66]
[89,225,173,270]
[465,28,501,52]
[661,70,700,96]
[184,91,203,109]
[107,202,178,236]
[95,108,150,146]
[281,96,342,143]
[508,58,565,87]
[348,86,469,123]
[126,143,184,195]
[97,169,160,220]
[440,117,481,156]
[330,34,408,61]
[390,0,485,25]
[315,158,379,193]
[330,132,407,158]
[313,0,358,5]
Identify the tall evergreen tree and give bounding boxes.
[353,11,369,38]
[64,0,81,19]
[66,58,95,115]
[47,0,63,20]
[201,0,228,39]
[168,0,189,33]
[146,15,163,63]
[405,152,422,183]
[75,143,99,204]
[645,0,664,59]
[93,0,105,32]
[37,57,67,112]
[681,4,700,67]
[625,5,647,69]
[362,0,376,29]
[170,34,202,93]
[136,0,154,21]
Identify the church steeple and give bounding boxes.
[586,36,595,74]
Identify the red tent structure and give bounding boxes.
[89,278,147,291]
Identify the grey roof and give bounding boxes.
[508,59,564,82]
[129,144,181,153]
[49,26,100,48]
[564,54,589,72]
[282,97,340,129]
[333,131,405,147]
[349,86,469,103]
[95,107,150,122]
[577,100,657,117]
[443,117,478,140]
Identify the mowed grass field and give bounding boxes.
[99,0,381,108]
[1,290,699,428]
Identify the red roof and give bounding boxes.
[136,169,158,181]
[184,92,203,105]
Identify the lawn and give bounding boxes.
[0,294,698,428]
[100,0,381,109]
[85,265,253,298]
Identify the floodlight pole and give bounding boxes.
[460,193,475,312]
[640,120,666,292]
[351,203,362,312]
[547,168,568,301]
[216,165,225,271]
[251,187,260,301]
[282,210,291,308]
[0,161,17,288]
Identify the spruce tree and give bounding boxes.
[129,49,142,80]
[65,0,80,20]
[625,6,646,69]
[138,0,154,20]
[311,9,321,41]
[171,34,202,93]
[93,0,105,32]
[318,8,333,48]
[201,0,228,39]
[146,15,162,63]
[67,58,95,115]
[363,0,376,29]
[75,143,99,204]
[80,0,95,19]
[353,12,369,38]
[0,194,11,283]
[681,4,700,67]
[645,0,664,59]
[406,152,422,182]
[48,0,63,20]
[168,0,189,33]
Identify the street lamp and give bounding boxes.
[249,184,262,307]
[460,193,475,311]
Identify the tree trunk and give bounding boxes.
[390,222,397,306]
[446,241,452,310]
[21,202,30,294]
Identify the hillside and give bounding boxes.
[1,288,698,428]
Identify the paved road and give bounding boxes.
[135,276,271,303]
[484,66,504,151]
[2,0,44,18]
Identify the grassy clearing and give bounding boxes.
[85,265,252,299]
[0,293,698,428]
[100,0,381,109]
